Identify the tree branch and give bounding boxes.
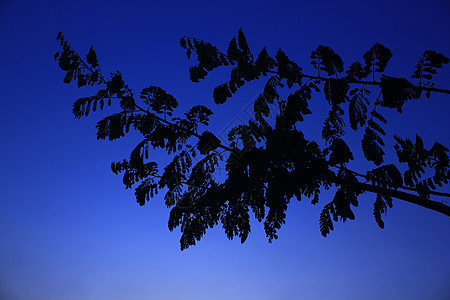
[336,179,450,217]
[266,71,450,95]
[181,36,450,94]
[338,167,450,198]
[72,40,236,154]
[65,33,450,217]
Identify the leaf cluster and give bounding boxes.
[310,45,344,77]
[394,135,450,197]
[56,30,450,250]
[55,32,101,87]
[412,50,450,94]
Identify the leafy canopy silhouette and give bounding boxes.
[55,30,450,250]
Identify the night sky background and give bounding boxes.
[1,0,450,299]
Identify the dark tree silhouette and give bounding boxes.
[55,30,450,250]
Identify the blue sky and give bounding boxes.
[1,0,450,299]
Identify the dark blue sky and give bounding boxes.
[1,0,449,299]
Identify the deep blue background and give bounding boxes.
[1,0,449,299]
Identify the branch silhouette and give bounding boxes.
[56,29,450,250]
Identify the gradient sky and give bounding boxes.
[1,0,450,299]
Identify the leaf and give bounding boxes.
[394,136,450,191]
[324,79,349,105]
[213,83,232,104]
[332,189,357,222]
[311,190,319,205]
[322,105,345,142]
[63,70,74,84]
[262,76,281,104]
[180,36,229,78]
[379,76,421,112]
[345,61,367,80]
[189,65,208,82]
[361,126,385,166]
[373,194,387,229]
[366,164,403,189]
[319,204,334,237]
[185,105,213,126]
[72,89,108,118]
[370,110,386,124]
[412,50,449,81]
[254,93,270,119]
[349,88,369,130]
[328,138,354,166]
[193,39,229,71]
[129,139,148,168]
[363,43,393,73]
[179,37,187,49]
[284,88,312,124]
[368,119,386,135]
[310,45,344,76]
[140,86,178,114]
[120,95,136,111]
[228,125,256,151]
[77,74,88,87]
[159,155,187,190]
[96,113,127,141]
[135,178,158,206]
[423,50,450,68]
[275,49,302,87]
[237,28,251,58]
[227,37,240,62]
[197,131,221,155]
[86,45,99,68]
[255,47,276,75]
[106,71,125,96]
[56,41,81,72]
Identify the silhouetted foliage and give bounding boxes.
[56,29,450,250]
